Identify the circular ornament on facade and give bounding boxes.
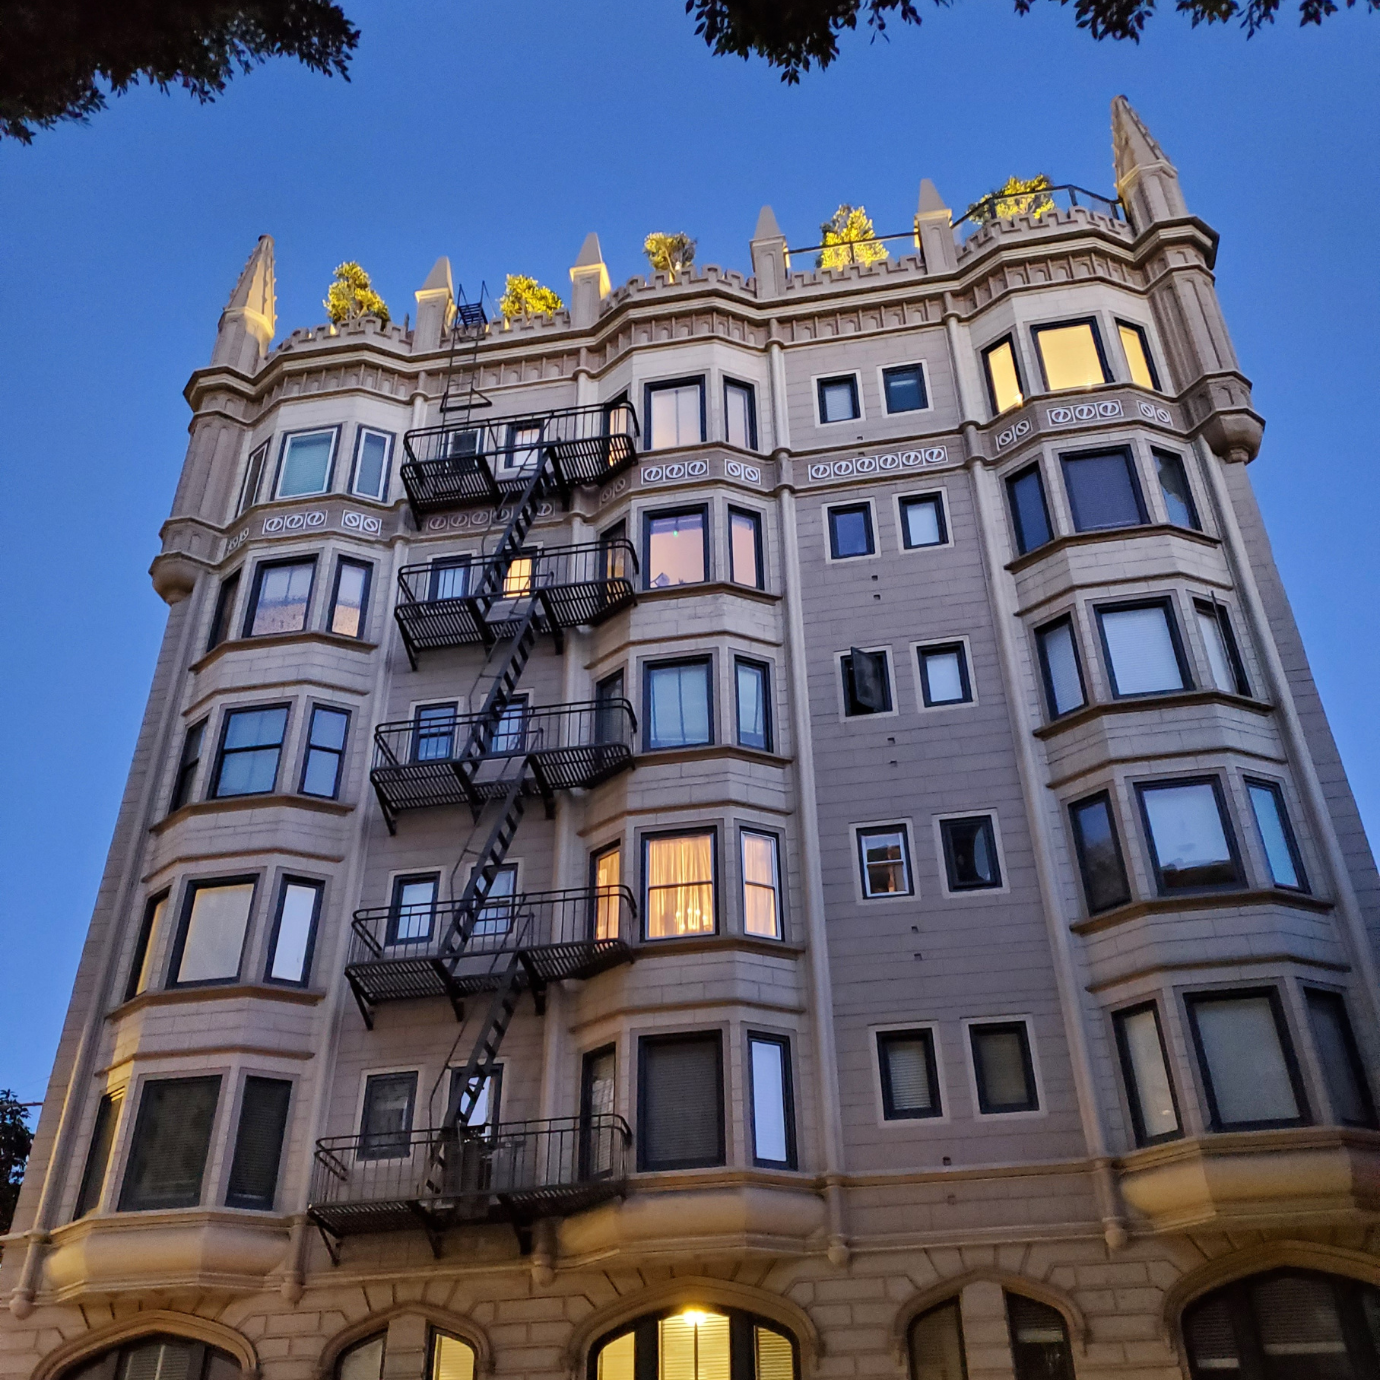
[263,516,284,533]
[899,451,922,467]
[663,463,687,480]
[1047,407,1073,425]
[642,466,664,483]
[1096,400,1123,418]
[857,456,879,474]
[687,460,709,476]
[808,464,831,480]
[877,454,900,470]
[305,511,326,527]
[426,516,449,531]
[832,459,856,478]
[923,447,948,464]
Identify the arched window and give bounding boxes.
[908,1300,965,1380]
[590,1307,796,1380]
[1184,1270,1380,1379]
[65,1336,241,1380]
[1005,1294,1074,1380]
[336,1335,385,1380]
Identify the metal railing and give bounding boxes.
[951,184,1124,240]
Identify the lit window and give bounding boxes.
[1153,449,1200,529]
[300,705,348,798]
[1035,616,1086,719]
[645,660,712,750]
[1184,989,1307,1130]
[728,507,764,588]
[430,1334,475,1380]
[1137,778,1243,893]
[213,705,288,796]
[171,879,255,985]
[1117,321,1160,390]
[841,648,892,715]
[1060,448,1147,532]
[1068,792,1131,913]
[638,1033,725,1169]
[591,844,621,941]
[501,552,534,597]
[1097,600,1188,696]
[118,1075,221,1210]
[857,826,912,898]
[970,1022,1038,1113]
[740,830,781,938]
[351,428,392,500]
[1195,600,1250,697]
[916,642,972,706]
[982,338,1024,415]
[580,1045,618,1176]
[645,832,716,939]
[816,375,860,423]
[266,877,321,984]
[827,503,874,559]
[1006,464,1051,554]
[734,658,771,751]
[1113,1003,1180,1145]
[1032,320,1111,392]
[748,1034,795,1167]
[899,493,947,549]
[876,1029,941,1119]
[646,380,704,450]
[882,363,928,413]
[1246,778,1306,891]
[724,380,757,449]
[245,558,315,636]
[275,429,336,498]
[645,508,707,588]
[940,815,1002,891]
[329,559,371,638]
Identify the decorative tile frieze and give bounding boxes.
[641,460,710,484]
[263,510,327,534]
[341,511,384,535]
[1047,400,1123,426]
[423,501,554,534]
[996,419,1034,449]
[807,447,949,483]
[724,460,763,484]
[1139,400,1174,425]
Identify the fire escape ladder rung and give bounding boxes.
[437,774,528,960]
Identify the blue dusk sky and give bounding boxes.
[0,0,1376,1103]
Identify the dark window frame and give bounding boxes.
[224,1074,292,1210]
[641,827,719,941]
[1034,614,1088,720]
[242,556,318,639]
[841,647,893,716]
[273,425,340,499]
[125,889,170,1002]
[1095,597,1193,699]
[1030,316,1114,392]
[1194,598,1251,698]
[939,814,1003,892]
[855,824,915,899]
[915,641,973,707]
[263,874,324,987]
[328,557,373,640]
[410,700,459,765]
[733,656,773,751]
[723,377,759,450]
[117,1073,223,1212]
[1183,986,1311,1132]
[166,874,259,989]
[746,1031,797,1169]
[1304,987,1378,1129]
[1116,319,1162,391]
[74,1090,122,1218]
[876,1028,942,1121]
[981,335,1025,416]
[897,492,949,550]
[636,1030,726,1172]
[1068,790,1133,914]
[357,1070,419,1161]
[1059,445,1149,533]
[1244,776,1309,893]
[299,703,350,800]
[1112,1000,1183,1147]
[386,871,441,946]
[237,440,270,516]
[880,361,930,415]
[739,826,784,941]
[642,655,715,752]
[727,505,766,589]
[210,701,290,799]
[642,504,710,591]
[643,376,707,451]
[815,372,861,425]
[969,1020,1040,1114]
[207,570,241,652]
[826,502,876,560]
[1006,462,1053,555]
[1135,775,1245,895]
[169,718,208,814]
[349,425,394,501]
[1152,448,1201,531]
[587,1307,799,1380]
[907,1303,966,1380]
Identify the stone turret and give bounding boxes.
[750,206,789,300]
[914,179,957,275]
[568,233,611,328]
[1112,95,1189,233]
[413,256,455,352]
[211,234,275,373]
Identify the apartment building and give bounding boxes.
[2,96,1378,1380]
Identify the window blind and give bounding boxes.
[640,1035,723,1170]
[118,1076,221,1212]
[225,1076,291,1210]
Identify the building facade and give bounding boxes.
[3,97,1379,1380]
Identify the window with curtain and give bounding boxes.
[428,556,471,601]
[1185,989,1307,1130]
[646,660,712,750]
[1097,601,1188,696]
[581,1044,618,1177]
[430,1335,475,1380]
[1113,1003,1181,1145]
[65,1337,244,1380]
[735,659,771,750]
[1032,319,1111,391]
[646,380,705,450]
[899,493,947,549]
[172,879,256,985]
[329,559,371,638]
[1137,778,1243,892]
[118,1075,222,1211]
[591,844,622,941]
[748,1035,795,1168]
[245,559,316,637]
[276,429,336,497]
[728,508,764,588]
[224,1076,291,1210]
[591,1311,796,1380]
[644,832,715,939]
[638,1033,724,1170]
[877,1029,941,1120]
[337,1336,386,1380]
[1035,617,1086,719]
[817,374,860,423]
[740,830,781,938]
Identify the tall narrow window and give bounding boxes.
[1305,989,1376,1129]
[329,559,371,638]
[1032,319,1111,391]
[645,659,713,750]
[472,863,517,937]
[735,658,771,750]
[1137,778,1243,893]
[244,559,315,637]
[358,1071,417,1160]
[350,427,392,501]
[275,429,336,498]
[741,830,782,939]
[827,503,874,559]
[169,719,207,812]
[1006,1295,1074,1380]
[1006,464,1052,554]
[1246,778,1307,892]
[1060,448,1147,532]
[982,337,1024,415]
[387,873,439,945]
[748,1034,796,1168]
[237,442,269,515]
[940,815,1002,891]
[339,1337,387,1380]
[212,705,288,796]
[816,374,860,423]
[171,878,256,985]
[1195,600,1250,697]
[724,380,758,449]
[266,877,321,985]
[430,1335,475,1380]
[857,826,913,898]
[842,648,892,715]
[908,1301,966,1380]
[728,508,764,588]
[125,892,169,1000]
[225,1076,291,1210]
[1069,793,1132,913]
[876,1029,941,1120]
[646,379,705,450]
[412,702,457,763]
[207,572,240,651]
[638,1033,725,1170]
[595,670,627,745]
[1185,989,1308,1130]
[882,363,928,413]
[1035,617,1086,719]
[899,493,947,549]
[645,508,707,588]
[916,642,972,707]
[580,1045,618,1178]
[591,844,622,941]
[118,1075,221,1211]
[300,705,349,799]
[428,556,471,601]
[1153,449,1200,529]
[601,521,631,582]
[645,832,716,939]
[1097,600,1189,696]
[970,1021,1039,1113]
[1117,321,1160,390]
[1113,1003,1181,1145]
[74,1091,122,1218]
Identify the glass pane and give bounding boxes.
[973,1026,1033,1110]
[278,432,334,497]
[119,1077,220,1211]
[1063,452,1143,531]
[474,865,517,935]
[883,365,927,413]
[922,649,965,704]
[986,341,1023,413]
[177,883,255,983]
[736,663,767,749]
[902,497,942,547]
[1008,469,1050,552]
[1071,796,1130,912]
[223,706,287,750]
[1252,1274,1350,1361]
[502,555,533,598]
[648,664,711,749]
[1142,783,1237,889]
[830,507,872,557]
[431,1337,473,1380]
[216,745,281,796]
[650,385,701,449]
[270,883,317,982]
[594,848,621,940]
[1155,451,1199,528]
[1307,991,1371,1126]
[302,748,340,798]
[250,562,314,635]
[393,878,438,942]
[819,378,858,423]
[646,834,715,938]
[1039,621,1085,716]
[883,1036,935,1114]
[944,818,1000,888]
[861,830,908,896]
[1193,996,1299,1124]
[1120,1007,1178,1139]
[340,1338,385,1380]
[135,897,167,994]
[1101,606,1184,694]
[730,511,761,586]
[1198,609,1238,694]
[490,699,527,753]
[359,1073,415,1158]
[1037,323,1106,390]
[597,1334,635,1380]
[430,560,470,601]
[742,832,780,938]
[1119,324,1156,389]
[309,706,348,751]
[725,384,753,448]
[331,564,368,637]
[1249,783,1301,888]
[755,1328,794,1380]
[909,1301,965,1380]
[750,1039,789,1162]
[647,512,706,587]
[846,650,891,713]
[414,705,456,761]
[354,431,389,499]
[660,1312,730,1380]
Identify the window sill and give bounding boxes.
[635,744,792,769]
[1035,688,1271,742]
[638,580,781,605]
[633,933,805,958]
[1006,522,1219,575]
[108,982,327,1021]
[192,629,377,674]
[1072,886,1334,939]
[152,794,354,834]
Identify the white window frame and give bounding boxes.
[349,426,395,502]
[352,1065,423,1152]
[273,426,340,500]
[910,636,977,713]
[932,809,1009,898]
[737,825,784,940]
[961,1014,1046,1121]
[810,369,866,427]
[850,818,917,902]
[868,1020,949,1128]
[874,360,934,417]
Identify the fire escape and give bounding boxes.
[309,299,640,1259]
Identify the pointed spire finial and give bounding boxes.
[914,179,957,275]
[1111,95,1187,230]
[413,256,455,352]
[753,205,783,242]
[569,233,610,328]
[750,206,789,300]
[212,235,275,371]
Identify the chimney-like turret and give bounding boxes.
[569,233,611,329]
[750,206,789,300]
[211,235,275,373]
[413,256,455,352]
[1112,95,1188,233]
[914,179,957,275]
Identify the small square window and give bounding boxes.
[1195,600,1250,697]
[1113,1002,1181,1146]
[1034,616,1086,719]
[245,558,316,638]
[898,494,947,549]
[724,380,758,449]
[841,648,892,715]
[1006,464,1052,554]
[644,659,713,750]
[940,815,1002,891]
[1097,600,1190,697]
[817,375,860,424]
[882,364,928,414]
[350,428,392,501]
[827,503,874,559]
[275,429,337,499]
[1245,777,1307,892]
[1117,321,1161,391]
[645,380,705,450]
[857,826,913,898]
[982,337,1024,415]
[969,1021,1039,1113]
[644,508,707,588]
[876,1029,941,1119]
[734,658,771,751]
[728,507,764,589]
[1032,319,1111,392]
[1069,792,1131,913]
[917,642,972,707]
[1136,778,1244,893]
[329,558,371,638]
[1060,449,1147,532]
[1153,450,1200,530]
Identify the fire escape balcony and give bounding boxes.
[370,699,635,820]
[400,402,639,520]
[394,540,638,665]
[307,1114,632,1256]
[344,884,636,1023]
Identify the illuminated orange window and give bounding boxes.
[982,338,1024,415]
